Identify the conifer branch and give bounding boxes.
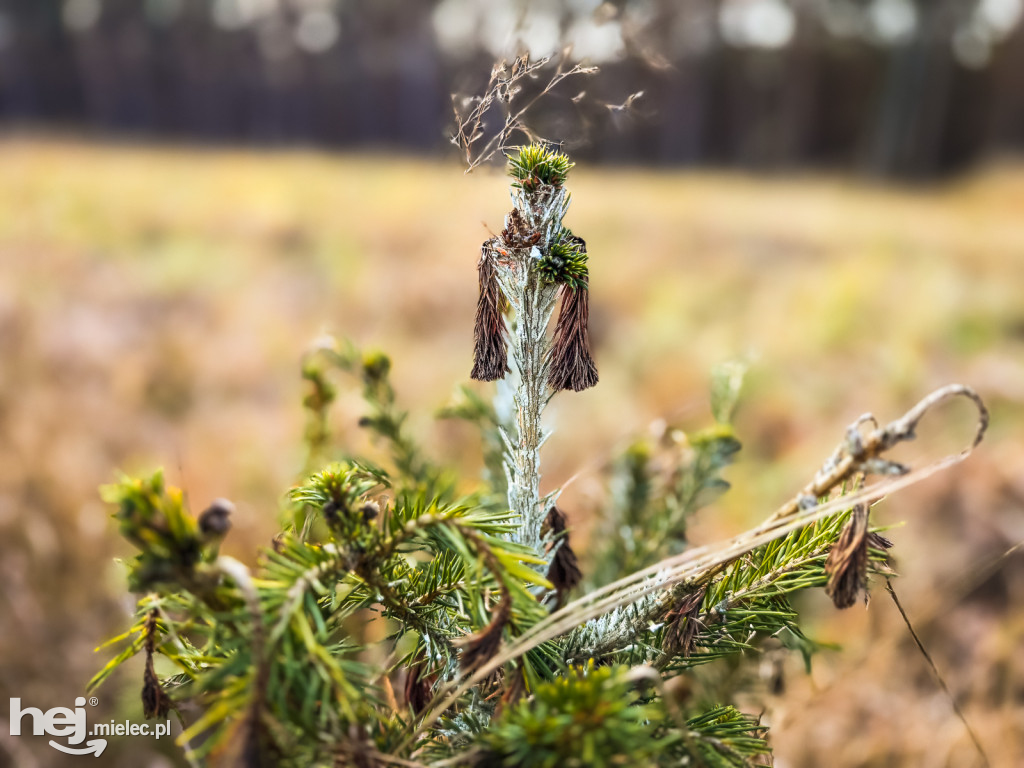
[409,385,987,741]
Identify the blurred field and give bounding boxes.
[0,138,1021,767]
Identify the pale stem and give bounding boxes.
[489,185,569,554]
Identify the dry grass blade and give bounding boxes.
[885,581,991,767]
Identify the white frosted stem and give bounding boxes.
[487,185,570,554]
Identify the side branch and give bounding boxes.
[408,385,989,741]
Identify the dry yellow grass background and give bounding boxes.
[0,138,1021,766]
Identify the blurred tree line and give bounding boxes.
[0,0,1022,177]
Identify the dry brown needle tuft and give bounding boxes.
[470,248,509,382]
[548,278,598,392]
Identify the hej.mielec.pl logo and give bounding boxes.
[8,696,171,757]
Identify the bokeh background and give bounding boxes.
[1,1,1023,766]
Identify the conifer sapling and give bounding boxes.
[89,138,990,768]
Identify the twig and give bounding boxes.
[452,52,598,173]
[771,384,987,523]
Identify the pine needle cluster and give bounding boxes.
[537,230,588,291]
[507,144,574,191]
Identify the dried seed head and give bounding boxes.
[867,531,894,552]
[548,542,582,598]
[663,586,706,657]
[542,505,568,537]
[548,278,598,392]
[825,504,871,609]
[470,247,510,382]
[501,208,540,249]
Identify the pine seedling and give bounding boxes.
[91,139,990,768]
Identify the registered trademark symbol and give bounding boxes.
[88,697,99,707]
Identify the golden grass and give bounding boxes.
[0,138,1021,766]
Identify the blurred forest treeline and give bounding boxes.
[1,0,1023,177]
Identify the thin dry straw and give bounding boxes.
[779,541,1021,763]
[885,581,990,767]
[402,385,987,752]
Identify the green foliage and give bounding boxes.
[101,470,211,592]
[507,143,574,191]
[672,705,772,767]
[710,360,746,424]
[92,453,564,764]
[589,364,745,586]
[662,506,884,673]
[478,664,665,767]
[438,384,509,502]
[300,338,455,500]
[94,344,876,766]
[478,665,771,768]
[537,230,589,290]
